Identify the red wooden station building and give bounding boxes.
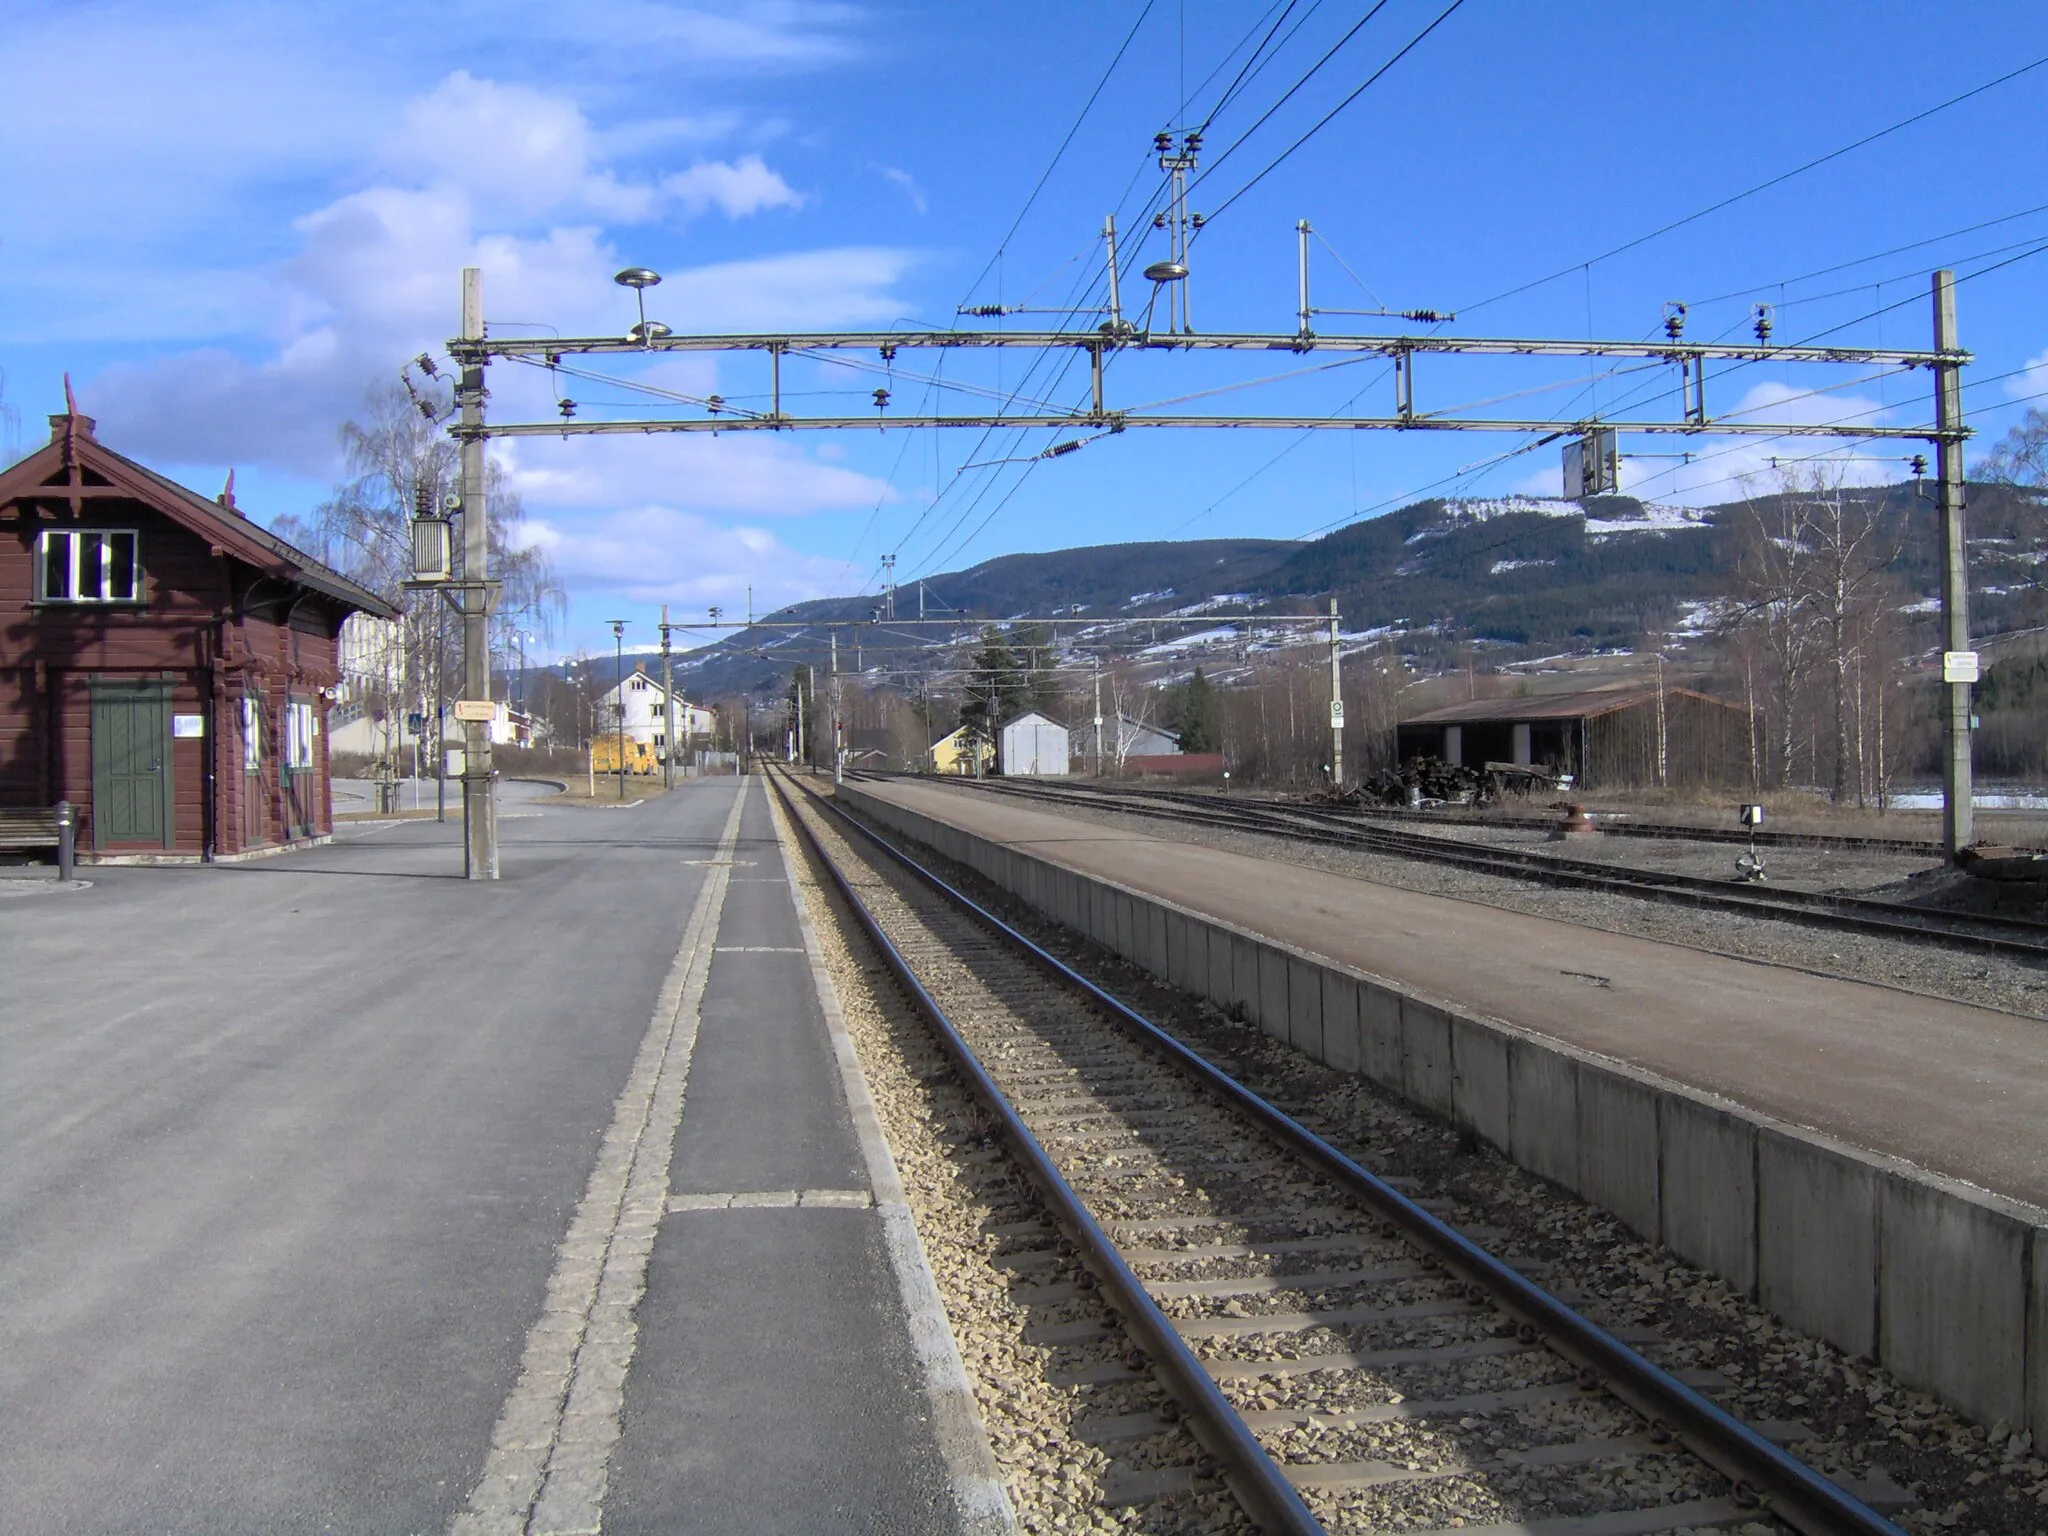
[0,407,396,861]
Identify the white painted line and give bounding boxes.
[663,1189,876,1212]
[449,782,747,1536]
[766,781,1018,1536]
[712,946,804,954]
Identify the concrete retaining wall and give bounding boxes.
[840,782,2048,1434]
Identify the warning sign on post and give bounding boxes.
[1942,651,1980,684]
[453,699,496,722]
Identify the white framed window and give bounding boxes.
[285,701,316,770]
[242,696,263,770]
[38,528,141,603]
[630,676,647,691]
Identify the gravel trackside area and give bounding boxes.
[781,793,1254,1535]
[861,792,2048,1536]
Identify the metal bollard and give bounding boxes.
[55,800,75,882]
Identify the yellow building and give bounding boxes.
[929,726,993,776]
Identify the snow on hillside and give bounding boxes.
[1406,496,1714,544]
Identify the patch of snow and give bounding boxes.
[1138,625,1242,657]
[1584,502,1714,538]
[1672,598,1734,637]
[1900,596,1941,614]
[1490,557,1557,575]
[1168,592,1255,616]
[1124,588,1177,607]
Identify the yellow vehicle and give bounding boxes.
[590,736,660,776]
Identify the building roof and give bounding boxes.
[998,710,1067,731]
[1401,685,1744,726]
[0,411,397,618]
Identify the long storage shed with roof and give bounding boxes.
[0,408,396,861]
[1396,683,1756,791]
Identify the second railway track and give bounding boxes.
[901,773,2048,960]
[773,767,1904,1536]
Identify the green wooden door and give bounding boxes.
[92,681,173,848]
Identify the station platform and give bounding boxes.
[584,778,998,1535]
[843,776,2048,1211]
[3,772,1001,1534]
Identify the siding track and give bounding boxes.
[772,767,1905,1536]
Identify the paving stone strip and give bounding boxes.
[448,785,747,1536]
[764,784,1019,1536]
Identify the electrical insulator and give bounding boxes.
[1184,131,1202,152]
[1663,301,1687,341]
[1153,212,1167,230]
[1911,454,1928,478]
[1153,132,1173,153]
[558,398,576,419]
[417,399,437,420]
[544,351,560,368]
[1190,212,1206,230]
[880,344,897,363]
[1752,303,1774,344]
[872,388,891,410]
[1044,440,1083,458]
[1402,309,1453,324]
[706,394,724,415]
[414,353,438,379]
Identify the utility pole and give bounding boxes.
[1092,656,1103,778]
[660,604,676,790]
[1933,269,1974,858]
[881,554,896,620]
[1328,598,1345,791]
[831,631,843,785]
[608,619,627,799]
[456,267,497,879]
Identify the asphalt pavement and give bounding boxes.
[0,773,960,1535]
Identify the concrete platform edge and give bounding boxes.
[839,780,2048,1437]
[769,785,1018,1535]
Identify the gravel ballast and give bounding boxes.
[777,787,1251,1535]
[848,788,2048,1536]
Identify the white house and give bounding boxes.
[997,711,1070,776]
[1114,714,1180,758]
[599,663,715,755]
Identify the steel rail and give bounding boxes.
[966,776,1944,856]
[942,775,2048,958]
[767,768,1325,1536]
[792,768,1906,1536]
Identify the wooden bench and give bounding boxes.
[0,802,76,880]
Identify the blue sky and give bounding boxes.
[5,0,2048,660]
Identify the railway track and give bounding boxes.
[893,772,2048,959]
[773,766,1904,1536]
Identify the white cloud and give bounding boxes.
[2011,346,2048,400]
[525,504,852,611]
[73,60,913,481]
[496,433,889,515]
[663,156,804,218]
[872,164,928,214]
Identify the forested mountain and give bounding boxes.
[672,483,2040,698]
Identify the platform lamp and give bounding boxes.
[615,267,668,346]
[608,618,628,799]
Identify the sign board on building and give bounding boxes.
[453,699,496,722]
[1942,650,1980,684]
[172,714,205,738]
